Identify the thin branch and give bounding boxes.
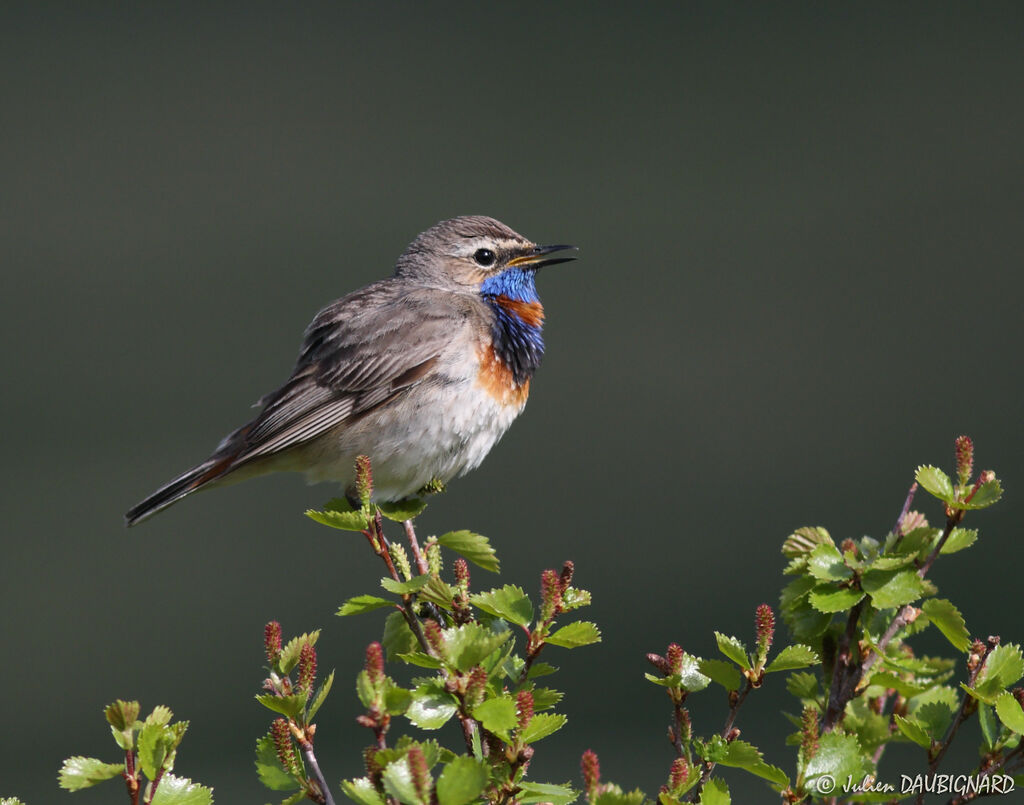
[123,749,139,805]
[291,724,336,805]
[917,509,964,579]
[687,678,754,801]
[404,519,430,576]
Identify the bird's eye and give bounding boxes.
[473,248,497,267]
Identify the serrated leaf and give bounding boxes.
[104,699,141,730]
[381,575,432,595]
[915,701,955,740]
[915,465,954,503]
[546,621,601,649]
[418,576,455,610]
[383,612,419,659]
[766,644,819,673]
[895,715,931,748]
[406,683,458,730]
[786,671,820,701]
[715,632,750,669]
[921,598,970,652]
[255,735,298,791]
[595,789,646,805]
[940,528,978,554]
[960,479,1002,509]
[280,631,320,674]
[470,585,533,626]
[866,671,930,698]
[808,585,864,613]
[979,703,998,750]
[976,644,1024,699]
[807,544,853,582]
[145,705,174,727]
[305,505,368,531]
[307,670,335,721]
[862,568,924,608]
[341,777,387,805]
[435,756,487,805]
[698,779,730,805]
[149,773,214,805]
[378,498,428,521]
[395,651,444,669]
[437,531,499,572]
[472,695,518,740]
[443,623,512,672]
[58,756,125,790]
[527,662,558,679]
[517,781,577,805]
[782,527,834,558]
[529,686,564,710]
[338,595,395,616]
[138,722,175,778]
[384,682,413,716]
[713,740,789,786]
[255,693,307,719]
[382,757,424,805]
[699,659,742,691]
[802,732,871,790]
[995,691,1024,734]
[520,712,567,743]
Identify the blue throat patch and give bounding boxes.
[480,268,545,385]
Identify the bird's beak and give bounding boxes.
[507,243,578,269]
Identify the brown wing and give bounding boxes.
[227,283,459,462]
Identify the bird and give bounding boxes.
[125,215,576,526]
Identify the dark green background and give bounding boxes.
[3,3,1023,802]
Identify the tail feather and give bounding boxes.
[124,455,235,527]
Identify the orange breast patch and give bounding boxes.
[476,343,531,406]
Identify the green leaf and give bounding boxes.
[699,659,742,692]
[104,699,141,731]
[470,585,533,626]
[698,779,730,805]
[895,715,932,748]
[766,644,819,673]
[915,701,955,740]
[808,585,864,613]
[472,695,518,740]
[138,722,175,779]
[803,733,871,791]
[995,691,1024,734]
[786,671,819,702]
[979,703,998,750]
[714,632,750,669]
[443,623,512,672]
[395,651,444,669]
[435,756,487,805]
[714,740,789,786]
[338,595,395,616]
[940,528,978,554]
[437,531,499,572]
[418,577,455,610]
[807,544,853,582]
[383,612,419,659]
[381,575,432,595]
[975,644,1024,700]
[384,682,414,716]
[382,757,425,805]
[406,683,458,730]
[782,527,834,558]
[145,705,174,727]
[527,662,558,679]
[280,631,320,674]
[866,671,930,698]
[529,686,564,710]
[595,789,647,805]
[378,498,428,521]
[255,735,298,791]
[546,621,601,649]
[647,653,712,692]
[307,670,335,721]
[861,568,924,608]
[921,599,970,652]
[520,712,567,743]
[516,781,577,805]
[915,465,954,503]
[255,693,307,719]
[960,479,1002,509]
[305,504,368,531]
[58,756,125,790]
[149,773,214,805]
[341,777,387,805]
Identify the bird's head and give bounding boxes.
[394,215,577,304]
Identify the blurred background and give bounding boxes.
[3,2,1023,801]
